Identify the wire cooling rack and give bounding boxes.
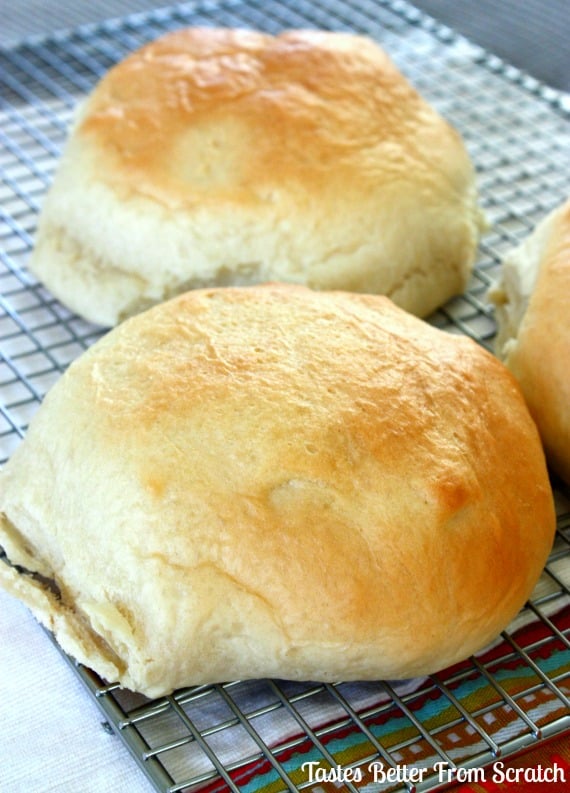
[1,1,569,791]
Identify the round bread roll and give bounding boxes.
[0,284,555,697]
[29,27,483,327]
[489,198,570,484]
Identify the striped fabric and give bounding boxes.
[192,606,570,793]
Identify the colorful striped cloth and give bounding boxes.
[193,602,569,793]
[451,735,570,792]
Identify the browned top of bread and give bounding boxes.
[79,27,467,208]
[0,285,554,696]
[28,28,482,325]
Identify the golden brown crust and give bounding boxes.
[499,200,570,483]
[80,28,460,206]
[0,285,554,696]
[29,28,483,325]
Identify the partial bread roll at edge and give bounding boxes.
[0,285,555,697]
[488,198,570,484]
[28,27,484,327]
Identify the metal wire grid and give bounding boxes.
[0,0,569,791]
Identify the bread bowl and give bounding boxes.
[0,284,555,696]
